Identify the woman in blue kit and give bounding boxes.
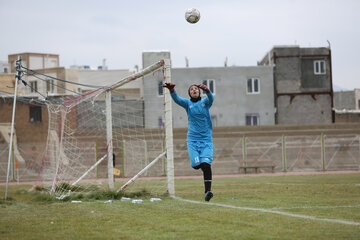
[163,82,214,201]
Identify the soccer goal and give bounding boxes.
[34,59,174,199]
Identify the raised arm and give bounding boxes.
[163,82,188,109]
[197,84,214,107]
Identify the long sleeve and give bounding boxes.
[170,91,188,109]
[170,90,214,142]
[204,91,214,107]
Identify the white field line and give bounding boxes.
[265,183,359,186]
[173,196,360,226]
[272,204,360,210]
[215,183,360,187]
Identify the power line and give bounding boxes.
[0,90,46,108]
[18,74,48,100]
[23,72,82,96]
[21,65,109,89]
[6,65,114,106]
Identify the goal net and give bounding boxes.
[34,59,174,199]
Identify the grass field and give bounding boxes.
[1,173,360,240]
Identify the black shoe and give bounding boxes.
[205,191,213,202]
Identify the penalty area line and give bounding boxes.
[173,196,360,226]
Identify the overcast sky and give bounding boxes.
[0,0,359,90]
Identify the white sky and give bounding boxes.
[0,0,359,90]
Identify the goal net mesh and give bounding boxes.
[35,60,170,199]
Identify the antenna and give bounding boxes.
[327,40,331,49]
[102,59,107,70]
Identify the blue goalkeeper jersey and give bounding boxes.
[170,91,214,141]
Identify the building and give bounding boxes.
[3,46,335,131]
[8,53,59,73]
[0,61,13,96]
[0,60,9,73]
[0,73,15,92]
[334,89,360,110]
[21,67,79,97]
[334,89,360,122]
[142,51,275,128]
[7,53,79,97]
[77,69,136,99]
[258,46,333,125]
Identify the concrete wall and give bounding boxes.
[334,89,360,123]
[334,91,355,110]
[301,56,331,91]
[77,69,135,95]
[275,56,302,93]
[355,89,360,110]
[267,46,333,124]
[77,100,144,128]
[142,51,171,128]
[277,94,332,124]
[335,113,360,123]
[273,47,331,92]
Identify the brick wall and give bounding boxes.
[0,74,15,91]
[0,99,48,142]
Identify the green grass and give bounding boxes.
[1,173,360,240]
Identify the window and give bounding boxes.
[46,79,54,93]
[158,80,164,96]
[4,67,8,73]
[314,60,326,75]
[202,79,215,95]
[247,78,260,94]
[30,106,42,122]
[30,81,38,93]
[246,114,259,126]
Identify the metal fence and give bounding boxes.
[211,133,360,174]
[1,133,359,181]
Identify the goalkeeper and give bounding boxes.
[163,82,214,202]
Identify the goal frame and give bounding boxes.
[48,59,174,196]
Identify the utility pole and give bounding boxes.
[5,56,22,200]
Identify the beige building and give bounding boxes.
[21,67,79,97]
[7,52,135,99]
[7,53,80,97]
[8,53,59,73]
[0,74,15,93]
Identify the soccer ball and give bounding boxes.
[185,8,200,24]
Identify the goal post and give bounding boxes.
[34,59,174,199]
[106,90,114,189]
[163,59,175,196]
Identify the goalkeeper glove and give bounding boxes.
[197,84,210,93]
[163,82,176,93]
